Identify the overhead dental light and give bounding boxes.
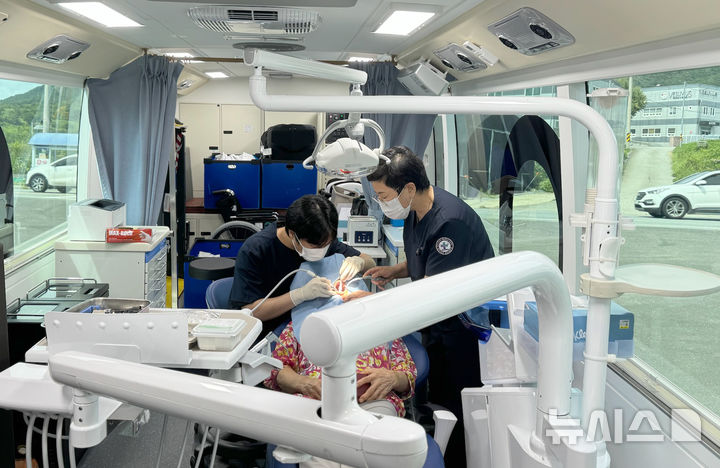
[245,48,387,178]
[308,137,388,178]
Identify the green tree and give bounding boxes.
[616,78,647,117]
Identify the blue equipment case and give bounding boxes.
[183,239,245,308]
[524,301,634,360]
[261,160,318,209]
[204,157,261,210]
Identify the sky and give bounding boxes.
[0,78,40,101]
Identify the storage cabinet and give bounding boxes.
[55,227,170,308]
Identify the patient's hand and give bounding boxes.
[356,368,396,403]
[298,376,322,400]
[342,290,373,302]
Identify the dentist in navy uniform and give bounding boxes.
[366,146,494,467]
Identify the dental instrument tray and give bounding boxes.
[33,304,264,370]
[26,278,109,302]
[65,297,151,315]
[6,298,78,323]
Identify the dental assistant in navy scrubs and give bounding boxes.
[365,146,494,468]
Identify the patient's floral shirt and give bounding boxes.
[264,321,417,417]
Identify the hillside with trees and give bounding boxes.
[0,84,81,176]
[633,66,720,88]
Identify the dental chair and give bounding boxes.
[264,331,452,468]
[205,278,455,467]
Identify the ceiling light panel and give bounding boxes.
[58,2,142,28]
[374,10,435,36]
[205,71,229,79]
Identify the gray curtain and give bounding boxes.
[349,62,437,220]
[0,126,12,223]
[88,55,183,225]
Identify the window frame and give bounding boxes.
[450,32,720,450]
[0,68,88,271]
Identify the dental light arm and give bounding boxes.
[49,351,427,468]
[301,251,574,437]
[244,48,367,85]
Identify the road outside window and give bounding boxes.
[598,68,720,420]
[0,78,82,259]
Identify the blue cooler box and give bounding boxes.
[261,160,317,209]
[183,239,245,308]
[204,158,261,210]
[524,301,634,360]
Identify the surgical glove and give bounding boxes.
[339,256,365,281]
[290,276,333,305]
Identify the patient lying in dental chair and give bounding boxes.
[264,254,417,418]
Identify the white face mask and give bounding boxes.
[377,187,414,220]
[293,233,330,262]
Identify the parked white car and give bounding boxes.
[25,155,77,193]
[635,170,720,218]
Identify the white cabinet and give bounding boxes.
[178,103,223,199]
[265,111,322,129]
[186,212,224,248]
[55,227,170,308]
[220,104,263,154]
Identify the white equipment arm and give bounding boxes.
[49,351,427,468]
[300,251,574,437]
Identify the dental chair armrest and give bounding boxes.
[432,410,457,456]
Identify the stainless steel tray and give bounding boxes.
[65,298,151,314]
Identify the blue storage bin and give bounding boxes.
[261,160,317,209]
[183,239,245,308]
[524,301,634,360]
[204,158,261,210]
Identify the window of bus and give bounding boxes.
[455,86,560,265]
[422,116,445,188]
[0,78,82,260]
[588,67,720,423]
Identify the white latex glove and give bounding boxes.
[289,276,333,306]
[339,256,365,282]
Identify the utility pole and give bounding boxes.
[625,76,633,144]
[679,81,687,139]
[42,84,50,133]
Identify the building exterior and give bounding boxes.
[630,83,720,143]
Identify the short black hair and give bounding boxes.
[285,194,338,245]
[366,145,430,192]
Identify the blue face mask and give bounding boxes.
[293,233,330,262]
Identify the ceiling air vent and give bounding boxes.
[488,7,574,56]
[433,43,487,73]
[188,6,319,36]
[26,34,90,64]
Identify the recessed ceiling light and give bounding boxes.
[58,2,142,28]
[348,56,374,62]
[205,71,229,79]
[373,11,435,36]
